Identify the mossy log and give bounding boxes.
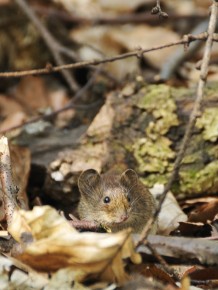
[46,81,218,201]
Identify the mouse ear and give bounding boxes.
[78,169,101,194]
[120,169,138,188]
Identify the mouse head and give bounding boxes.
[78,169,140,226]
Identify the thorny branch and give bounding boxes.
[0,33,217,78]
[136,0,218,248]
[14,0,79,92]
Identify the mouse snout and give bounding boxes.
[120,214,128,222]
[115,209,129,223]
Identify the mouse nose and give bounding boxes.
[120,214,128,222]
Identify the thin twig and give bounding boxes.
[146,241,180,281]
[0,33,218,78]
[136,0,218,248]
[69,220,99,231]
[14,0,79,92]
[34,6,207,25]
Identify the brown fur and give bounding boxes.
[77,169,156,233]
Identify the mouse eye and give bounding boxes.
[103,196,111,204]
[127,195,131,202]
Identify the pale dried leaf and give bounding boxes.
[150,184,187,235]
[0,111,27,133]
[53,0,147,17]
[48,88,75,128]
[87,98,115,138]
[44,268,89,290]
[8,206,141,284]
[111,25,179,69]
[71,26,139,79]
[0,255,48,289]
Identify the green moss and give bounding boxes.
[182,152,202,164]
[140,173,170,188]
[133,137,175,173]
[137,85,173,111]
[136,85,179,137]
[208,145,218,159]
[179,161,218,194]
[196,108,218,142]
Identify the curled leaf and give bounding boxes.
[8,206,141,284]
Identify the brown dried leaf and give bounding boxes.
[0,111,27,134]
[188,267,218,280]
[133,264,176,286]
[0,94,27,133]
[188,200,218,223]
[8,206,141,284]
[14,76,49,113]
[177,222,212,237]
[10,144,31,209]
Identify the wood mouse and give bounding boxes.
[77,169,156,233]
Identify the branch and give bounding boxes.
[0,33,217,78]
[69,220,100,231]
[14,0,79,92]
[136,0,218,248]
[146,241,180,281]
[34,6,207,26]
[139,234,218,266]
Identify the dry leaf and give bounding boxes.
[48,88,75,128]
[8,206,141,284]
[87,97,115,138]
[10,144,31,209]
[150,184,187,235]
[14,76,49,113]
[71,26,139,79]
[53,0,147,17]
[177,222,212,237]
[111,25,179,69]
[0,94,27,133]
[188,200,218,223]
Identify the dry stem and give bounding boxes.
[0,33,217,78]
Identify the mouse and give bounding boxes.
[77,168,156,233]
